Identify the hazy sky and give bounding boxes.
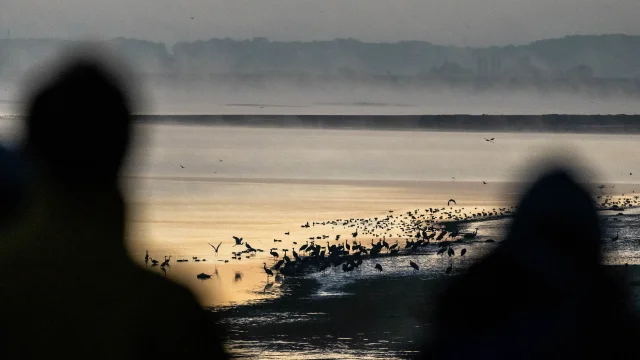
[2,0,639,47]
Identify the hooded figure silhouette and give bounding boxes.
[420,168,639,359]
[0,52,228,359]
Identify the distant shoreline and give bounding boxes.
[133,114,640,134]
[3,114,640,134]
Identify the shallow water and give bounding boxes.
[113,123,640,306]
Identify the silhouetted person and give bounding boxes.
[420,168,639,359]
[0,51,228,359]
[0,143,28,226]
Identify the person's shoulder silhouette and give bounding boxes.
[0,49,227,359]
[420,168,639,359]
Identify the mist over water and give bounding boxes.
[126,124,639,184]
[143,80,640,115]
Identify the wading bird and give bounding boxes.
[612,231,620,242]
[263,263,274,278]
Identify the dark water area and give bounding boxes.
[211,211,640,359]
[136,114,640,134]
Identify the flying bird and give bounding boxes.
[209,242,222,255]
[484,138,495,143]
[448,199,457,206]
[232,236,243,246]
[180,165,184,168]
[483,181,487,185]
[196,273,212,280]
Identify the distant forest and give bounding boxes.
[1,34,640,83]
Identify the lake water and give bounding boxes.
[112,124,640,307]
[3,119,640,358]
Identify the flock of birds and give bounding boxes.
[144,201,519,282]
[151,136,640,283]
[144,190,640,283]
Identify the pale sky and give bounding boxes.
[1,0,639,47]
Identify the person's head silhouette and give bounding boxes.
[23,55,133,186]
[420,167,638,360]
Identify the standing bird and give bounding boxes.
[161,255,171,267]
[209,242,222,256]
[299,242,309,252]
[611,231,620,242]
[461,248,467,257]
[269,249,279,260]
[374,264,383,272]
[448,199,457,206]
[273,260,285,271]
[409,261,420,271]
[263,263,274,278]
[144,250,149,266]
[447,247,455,257]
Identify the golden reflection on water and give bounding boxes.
[125,179,512,306]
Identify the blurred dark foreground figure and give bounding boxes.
[0,53,228,359]
[421,169,640,359]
